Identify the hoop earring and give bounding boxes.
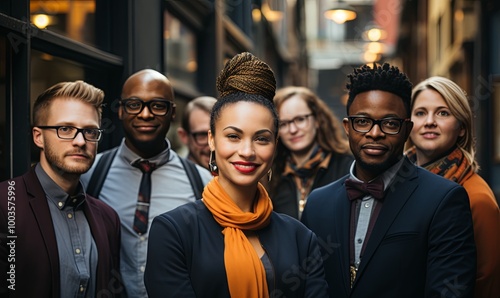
[209,151,218,176]
[267,169,272,182]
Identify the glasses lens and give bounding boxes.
[149,101,169,116]
[57,126,77,138]
[83,128,101,141]
[192,132,208,145]
[381,119,401,134]
[293,116,308,128]
[124,100,143,114]
[352,117,373,132]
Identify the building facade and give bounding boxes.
[0,0,307,180]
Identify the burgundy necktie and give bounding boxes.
[132,160,157,235]
[345,177,385,201]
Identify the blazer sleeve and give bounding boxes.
[426,185,476,297]
[144,214,196,298]
[304,231,330,298]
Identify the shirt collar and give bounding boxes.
[119,138,172,167]
[34,163,87,210]
[348,157,405,192]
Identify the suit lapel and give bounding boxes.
[24,168,60,297]
[354,159,418,284]
[335,178,352,293]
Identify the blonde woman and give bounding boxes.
[406,76,500,298]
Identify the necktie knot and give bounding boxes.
[133,160,156,173]
[345,177,385,201]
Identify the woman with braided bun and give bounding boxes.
[144,52,328,298]
[405,76,500,298]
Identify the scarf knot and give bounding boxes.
[203,177,272,298]
[406,146,472,184]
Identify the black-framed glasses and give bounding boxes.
[347,116,410,135]
[120,98,173,116]
[37,126,103,142]
[190,131,208,146]
[279,113,314,132]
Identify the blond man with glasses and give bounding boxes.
[0,81,122,297]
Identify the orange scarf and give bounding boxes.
[202,177,272,298]
[405,146,473,184]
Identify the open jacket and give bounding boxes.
[0,168,122,297]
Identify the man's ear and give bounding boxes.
[32,127,44,150]
[177,127,189,146]
[118,105,124,120]
[342,118,350,137]
[171,104,176,121]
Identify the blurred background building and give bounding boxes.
[1,0,499,198]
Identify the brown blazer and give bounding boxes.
[0,167,123,297]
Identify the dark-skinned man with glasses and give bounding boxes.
[81,69,211,298]
[176,96,217,170]
[301,63,476,298]
[0,81,122,297]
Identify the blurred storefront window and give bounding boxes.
[30,0,96,46]
[164,10,197,86]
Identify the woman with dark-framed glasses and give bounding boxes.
[269,86,353,219]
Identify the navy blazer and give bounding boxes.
[301,158,476,298]
[144,200,329,298]
[0,168,122,297]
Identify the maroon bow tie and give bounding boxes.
[345,177,385,201]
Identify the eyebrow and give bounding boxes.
[222,126,273,135]
[351,113,403,119]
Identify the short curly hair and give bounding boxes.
[346,63,413,117]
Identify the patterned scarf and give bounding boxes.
[406,146,473,184]
[202,177,272,298]
[286,145,326,186]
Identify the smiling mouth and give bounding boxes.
[233,163,258,173]
[67,153,90,159]
[134,125,158,132]
[422,132,439,138]
[361,144,387,155]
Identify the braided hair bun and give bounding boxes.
[216,52,276,101]
[210,52,279,138]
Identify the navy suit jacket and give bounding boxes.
[301,158,476,298]
[0,168,123,297]
[145,200,329,298]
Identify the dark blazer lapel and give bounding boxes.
[354,159,418,282]
[83,199,108,291]
[335,178,352,292]
[24,168,60,297]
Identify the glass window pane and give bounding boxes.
[164,10,197,86]
[30,0,96,46]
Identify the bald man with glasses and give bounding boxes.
[81,69,212,298]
